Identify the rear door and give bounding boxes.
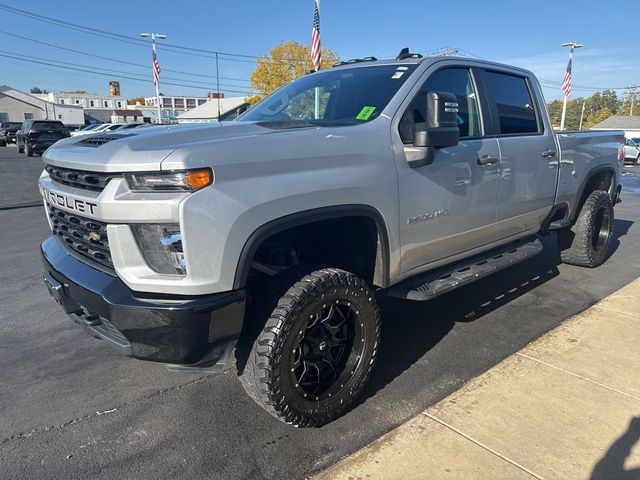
[395,65,502,275]
[482,70,558,235]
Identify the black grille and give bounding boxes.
[48,204,112,268]
[45,165,116,192]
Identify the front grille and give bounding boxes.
[47,204,112,269]
[45,165,116,192]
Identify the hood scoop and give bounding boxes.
[77,133,135,147]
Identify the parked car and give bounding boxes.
[39,51,624,427]
[623,137,640,165]
[0,121,23,146]
[16,120,69,156]
[113,123,151,131]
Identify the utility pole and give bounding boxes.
[579,100,586,130]
[559,42,583,131]
[628,86,638,116]
[215,52,221,120]
[140,32,167,124]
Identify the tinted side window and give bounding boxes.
[484,72,539,134]
[400,68,482,143]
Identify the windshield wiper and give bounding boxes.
[255,120,316,130]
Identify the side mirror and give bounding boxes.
[406,91,460,168]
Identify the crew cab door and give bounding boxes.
[481,70,558,233]
[394,65,501,275]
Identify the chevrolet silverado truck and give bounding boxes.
[39,50,624,427]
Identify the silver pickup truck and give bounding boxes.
[39,50,624,427]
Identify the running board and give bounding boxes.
[387,237,543,301]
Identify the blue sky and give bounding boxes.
[0,0,637,102]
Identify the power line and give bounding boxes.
[0,48,251,90]
[0,30,251,83]
[0,3,306,64]
[0,52,255,95]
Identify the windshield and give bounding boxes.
[1,122,21,128]
[240,64,418,126]
[32,121,65,131]
[632,138,640,144]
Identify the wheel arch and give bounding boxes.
[233,205,391,289]
[571,165,617,222]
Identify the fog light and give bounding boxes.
[131,224,186,275]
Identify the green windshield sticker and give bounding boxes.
[356,106,376,121]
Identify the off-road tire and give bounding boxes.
[17,143,24,153]
[238,268,380,427]
[25,143,33,157]
[558,190,613,267]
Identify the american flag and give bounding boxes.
[561,56,572,98]
[152,49,161,85]
[311,0,321,72]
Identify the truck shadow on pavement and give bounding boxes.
[358,218,633,408]
[591,416,640,480]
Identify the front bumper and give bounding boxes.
[41,236,246,367]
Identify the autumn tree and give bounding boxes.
[247,41,339,104]
[128,96,146,106]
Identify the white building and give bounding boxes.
[34,92,129,110]
[177,97,248,123]
[0,85,84,125]
[145,95,209,112]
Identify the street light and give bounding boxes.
[140,32,167,124]
[559,42,583,131]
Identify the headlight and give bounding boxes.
[124,169,213,192]
[132,224,186,275]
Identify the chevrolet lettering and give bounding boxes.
[40,186,97,215]
[38,49,624,427]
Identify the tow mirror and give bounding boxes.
[406,91,460,167]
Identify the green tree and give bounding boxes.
[247,41,339,104]
[30,86,48,94]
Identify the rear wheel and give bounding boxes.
[0,139,6,147]
[238,268,380,427]
[558,190,613,267]
[17,142,24,153]
[25,143,33,157]
[636,154,640,166]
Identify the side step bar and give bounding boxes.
[387,237,543,301]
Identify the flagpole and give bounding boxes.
[559,42,583,131]
[152,37,162,124]
[140,32,167,124]
[313,0,320,119]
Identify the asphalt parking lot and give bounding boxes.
[1,144,639,480]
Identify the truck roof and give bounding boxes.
[328,54,536,81]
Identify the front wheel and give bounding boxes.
[25,143,33,157]
[636,154,640,166]
[238,268,380,427]
[17,142,24,153]
[558,190,614,267]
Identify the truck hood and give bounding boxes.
[42,123,286,172]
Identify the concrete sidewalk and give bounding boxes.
[315,278,640,480]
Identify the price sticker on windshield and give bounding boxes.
[356,106,376,121]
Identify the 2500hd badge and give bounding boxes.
[40,186,97,215]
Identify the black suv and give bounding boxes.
[0,122,23,146]
[17,120,70,156]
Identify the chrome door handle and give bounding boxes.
[542,149,557,158]
[477,154,498,165]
